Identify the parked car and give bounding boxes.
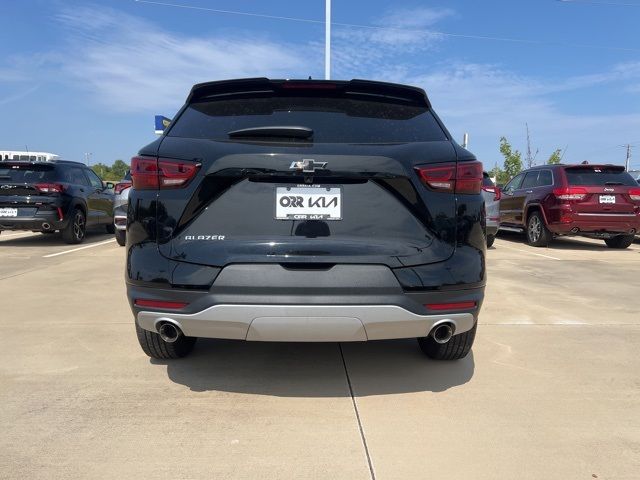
[628,170,640,184]
[499,164,640,248]
[126,78,486,360]
[113,170,131,246]
[482,172,501,247]
[0,159,114,243]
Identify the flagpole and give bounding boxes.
[325,0,331,80]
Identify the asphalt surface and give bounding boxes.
[1,230,639,479]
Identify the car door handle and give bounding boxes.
[525,190,533,194]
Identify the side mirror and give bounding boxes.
[155,115,171,135]
[104,181,115,190]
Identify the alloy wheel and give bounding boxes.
[528,215,541,243]
[73,213,85,241]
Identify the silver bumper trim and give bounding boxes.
[137,304,475,342]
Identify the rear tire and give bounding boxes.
[486,234,495,248]
[418,323,477,360]
[105,223,115,234]
[604,234,634,249]
[115,229,126,246]
[62,208,86,244]
[526,211,551,247]
[135,323,196,359]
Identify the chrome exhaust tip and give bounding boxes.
[42,223,51,230]
[431,323,454,344]
[570,227,579,234]
[157,322,182,343]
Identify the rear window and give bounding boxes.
[565,167,636,186]
[0,164,57,183]
[168,96,448,143]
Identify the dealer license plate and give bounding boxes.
[275,186,342,220]
[599,195,615,204]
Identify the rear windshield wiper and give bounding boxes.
[604,181,624,185]
[227,126,313,139]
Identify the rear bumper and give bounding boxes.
[0,213,67,231]
[128,263,483,342]
[548,213,639,236]
[113,204,127,231]
[137,304,475,342]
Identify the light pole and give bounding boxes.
[325,0,331,80]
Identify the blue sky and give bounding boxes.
[1,0,639,170]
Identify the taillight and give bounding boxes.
[35,183,64,193]
[415,161,483,194]
[131,156,199,190]
[553,187,587,201]
[134,299,189,309]
[482,185,502,201]
[114,182,132,195]
[629,188,640,202]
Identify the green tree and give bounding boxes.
[91,163,112,180]
[547,149,562,165]
[91,160,131,181]
[499,136,522,181]
[111,160,129,179]
[489,164,509,186]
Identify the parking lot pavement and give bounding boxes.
[1,234,639,479]
[0,231,115,281]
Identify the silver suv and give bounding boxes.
[113,170,131,246]
[482,172,501,247]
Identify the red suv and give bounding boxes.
[499,164,640,248]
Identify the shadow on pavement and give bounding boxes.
[0,231,112,248]
[497,230,621,251]
[155,338,474,397]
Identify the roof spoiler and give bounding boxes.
[186,77,431,107]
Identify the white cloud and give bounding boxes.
[331,7,453,78]
[0,85,41,106]
[407,63,640,164]
[53,6,316,112]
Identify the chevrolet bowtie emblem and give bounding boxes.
[289,159,328,173]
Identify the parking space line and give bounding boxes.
[42,239,116,258]
[338,343,376,480]
[0,231,39,239]
[497,243,561,260]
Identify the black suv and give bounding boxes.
[126,78,486,361]
[0,160,114,243]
